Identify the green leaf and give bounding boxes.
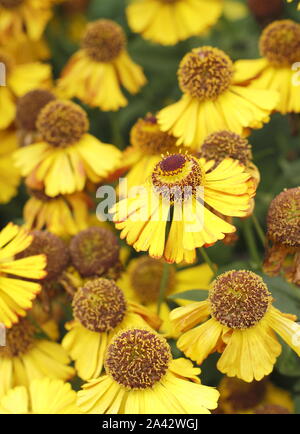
[168,290,209,302]
[276,341,300,377]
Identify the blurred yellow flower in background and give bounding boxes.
[0,129,20,204]
[0,378,80,414]
[126,0,223,46]
[58,19,146,111]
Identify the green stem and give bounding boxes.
[251,214,266,247]
[157,263,170,315]
[242,219,261,267]
[198,247,217,276]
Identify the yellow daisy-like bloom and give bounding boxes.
[263,187,300,285]
[62,278,161,381]
[157,46,279,150]
[77,328,219,414]
[170,270,300,383]
[234,20,300,114]
[14,100,121,197]
[0,46,51,130]
[126,0,223,46]
[0,318,75,397]
[23,188,90,237]
[58,19,147,111]
[0,378,80,414]
[118,256,213,335]
[217,376,294,414]
[0,129,20,204]
[0,0,60,42]
[0,223,47,328]
[111,152,255,264]
[119,113,186,195]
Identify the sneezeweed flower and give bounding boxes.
[77,328,219,414]
[111,152,255,264]
[217,376,294,414]
[117,256,213,335]
[62,278,161,380]
[69,227,122,280]
[126,0,223,46]
[0,378,80,414]
[14,100,121,197]
[0,318,75,397]
[157,46,279,150]
[234,20,300,114]
[0,129,20,204]
[58,19,146,111]
[170,270,300,382]
[263,187,300,285]
[119,113,184,195]
[23,188,90,237]
[0,223,47,328]
[15,88,56,146]
[0,46,52,130]
[0,0,60,42]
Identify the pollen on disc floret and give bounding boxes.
[178,46,234,101]
[104,328,172,389]
[266,187,300,247]
[259,20,300,66]
[36,100,89,147]
[0,319,35,358]
[209,270,272,329]
[81,19,126,63]
[72,278,127,333]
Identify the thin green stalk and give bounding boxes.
[198,247,217,276]
[251,214,266,247]
[243,218,261,267]
[157,263,170,315]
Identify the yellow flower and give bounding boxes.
[14,100,121,197]
[77,328,219,414]
[119,113,190,196]
[0,0,59,42]
[170,270,300,383]
[62,278,161,380]
[234,20,300,114]
[23,188,90,237]
[117,256,213,335]
[157,46,279,150]
[111,153,255,264]
[126,0,223,46]
[263,187,300,285]
[0,129,20,204]
[0,223,47,328]
[0,46,52,130]
[0,378,80,414]
[58,19,146,111]
[0,318,75,397]
[217,376,294,414]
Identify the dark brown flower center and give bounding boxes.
[129,257,175,303]
[178,46,234,100]
[0,319,35,358]
[209,270,272,329]
[267,187,300,247]
[0,0,24,8]
[36,100,89,147]
[104,329,172,389]
[72,278,127,332]
[69,227,121,278]
[254,404,291,414]
[16,89,56,132]
[219,377,267,412]
[82,19,126,62]
[260,20,300,66]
